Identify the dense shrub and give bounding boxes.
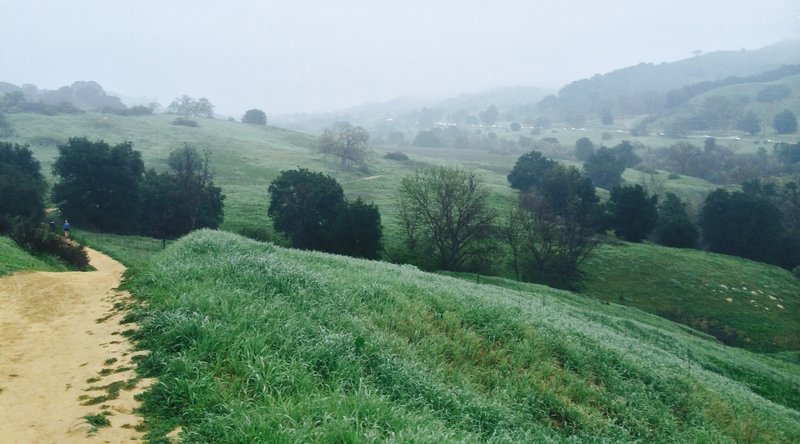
[9,218,89,269]
[384,151,409,161]
[172,117,198,127]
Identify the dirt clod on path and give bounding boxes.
[0,248,151,443]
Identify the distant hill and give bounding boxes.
[652,72,800,136]
[0,80,127,111]
[274,86,553,132]
[548,39,800,121]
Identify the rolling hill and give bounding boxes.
[120,230,800,442]
[5,110,795,352]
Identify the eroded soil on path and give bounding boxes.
[0,248,151,443]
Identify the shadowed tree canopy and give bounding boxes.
[574,137,595,162]
[267,168,382,258]
[583,147,625,190]
[699,188,785,265]
[268,168,343,251]
[507,150,557,191]
[654,193,699,248]
[606,184,658,242]
[140,144,225,240]
[242,108,267,125]
[329,198,383,260]
[0,142,47,231]
[773,109,798,134]
[51,138,144,233]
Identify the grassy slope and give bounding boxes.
[5,111,795,353]
[0,236,65,276]
[125,230,800,443]
[580,242,800,353]
[655,74,800,145]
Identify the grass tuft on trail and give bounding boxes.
[124,230,800,443]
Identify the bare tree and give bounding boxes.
[504,191,596,288]
[168,143,216,230]
[399,166,497,271]
[317,122,370,168]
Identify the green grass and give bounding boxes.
[581,242,800,352]
[73,229,167,271]
[123,230,800,443]
[0,235,66,276]
[653,74,800,146]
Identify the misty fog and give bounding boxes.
[2,0,798,115]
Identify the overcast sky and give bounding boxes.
[3,0,799,115]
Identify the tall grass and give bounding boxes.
[124,230,800,443]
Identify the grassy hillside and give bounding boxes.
[581,242,800,352]
[0,236,65,276]
[656,73,800,142]
[2,112,521,239]
[123,230,799,442]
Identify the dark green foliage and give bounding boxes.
[610,140,641,167]
[399,166,497,271]
[478,105,498,125]
[0,112,13,137]
[165,145,225,233]
[0,143,46,232]
[9,217,89,269]
[51,138,144,233]
[756,84,791,102]
[773,109,798,134]
[607,185,658,243]
[583,147,625,190]
[600,108,614,125]
[699,189,785,265]
[172,117,198,127]
[654,193,698,248]
[507,157,600,288]
[383,151,409,161]
[412,130,442,147]
[534,164,598,219]
[574,137,594,162]
[776,141,800,166]
[736,111,762,134]
[241,108,267,125]
[268,169,381,259]
[510,121,521,131]
[268,168,343,251]
[330,198,383,260]
[507,150,556,191]
[651,141,736,184]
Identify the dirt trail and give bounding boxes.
[0,248,151,443]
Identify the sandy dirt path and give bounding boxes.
[0,248,151,443]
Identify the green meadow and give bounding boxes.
[4,111,797,352]
[122,230,800,443]
[3,110,800,441]
[581,242,800,352]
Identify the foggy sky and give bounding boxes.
[3,0,799,116]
